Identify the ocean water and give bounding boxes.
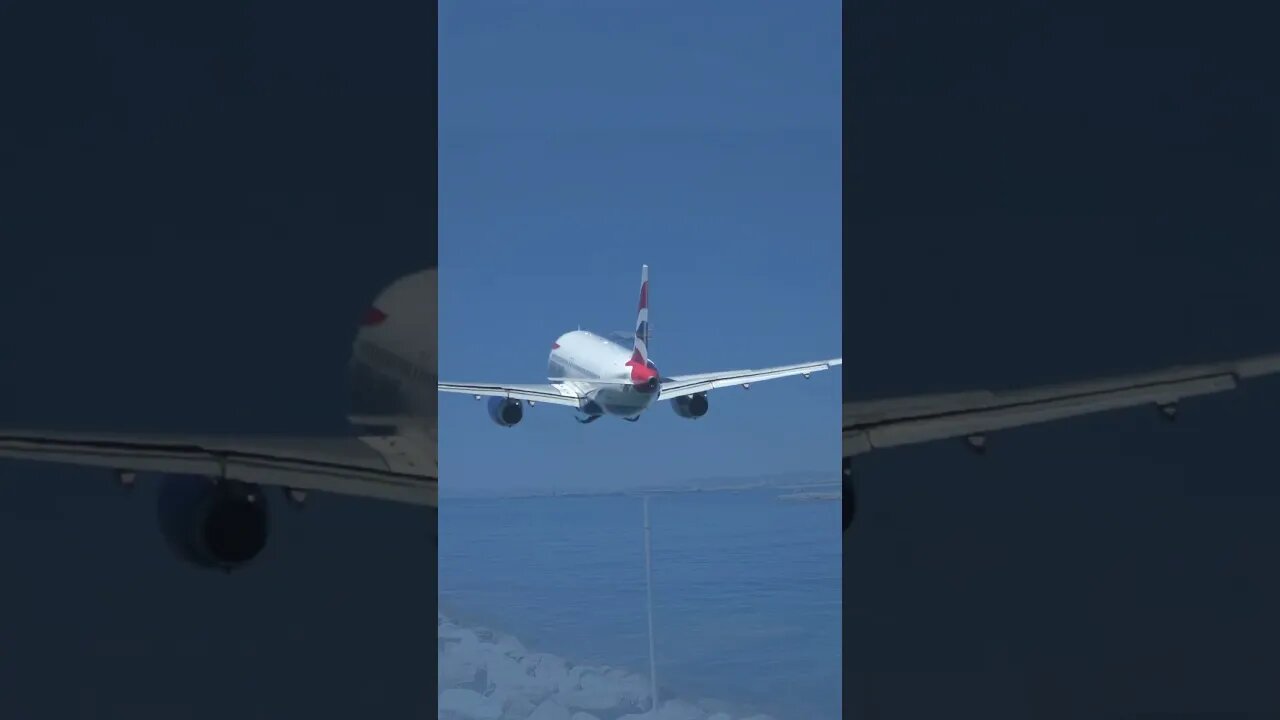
[438,487,842,720]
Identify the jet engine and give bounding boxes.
[671,393,709,419]
[487,397,524,427]
[157,475,270,572]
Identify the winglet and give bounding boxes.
[633,264,651,363]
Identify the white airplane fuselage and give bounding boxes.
[348,269,438,430]
[549,330,660,419]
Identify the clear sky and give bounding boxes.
[438,0,843,493]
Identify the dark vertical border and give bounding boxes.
[0,0,439,715]
[840,13,852,714]
[427,0,441,711]
[844,0,1280,716]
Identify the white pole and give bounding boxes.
[643,495,659,714]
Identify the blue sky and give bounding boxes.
[438,0,842,493]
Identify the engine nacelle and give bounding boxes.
[671,393,709,419]
[157,475,270,572]
[487,397,524,427]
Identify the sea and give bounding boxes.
[438,485,842,720]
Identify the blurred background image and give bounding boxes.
[0,2,436,716]
[845,2,1280,717]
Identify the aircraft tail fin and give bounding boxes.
[633,264,650,363]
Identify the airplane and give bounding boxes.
[841,352,1280,532]
[0,268,439,573]
[439,265,842,426]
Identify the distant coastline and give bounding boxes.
[775,491,840,502]
[439,471,838,501]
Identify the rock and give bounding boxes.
[577,670,614,695]
[440,627,482,662]
[558,688,624,712]
[494,633,527,659]
[526,698,573,720]
[525,653,570,689]
[438,639,483,692]
[438,657,477,691]
[563,665,590,691]
[487,660,553,706]
[607,672,651,707]
[439,618,753,720]
[438,688,504,720]
[439,622,471,642]
[496,692,535,720]
[656,699,707,720]
[616,698,705,720]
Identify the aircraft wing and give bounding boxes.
[437,381,584,408]
[0,430,438,507]
[658,358,843,401]
[844,353,1280,457]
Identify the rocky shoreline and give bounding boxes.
[438,613,780,720]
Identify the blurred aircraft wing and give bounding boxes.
[0,430,437,507]
[437,381,584,407]
[844,353,1280,457]
[658,358,843,400]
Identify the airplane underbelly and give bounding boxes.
[591,386,656,417]
[550,331,649,416]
